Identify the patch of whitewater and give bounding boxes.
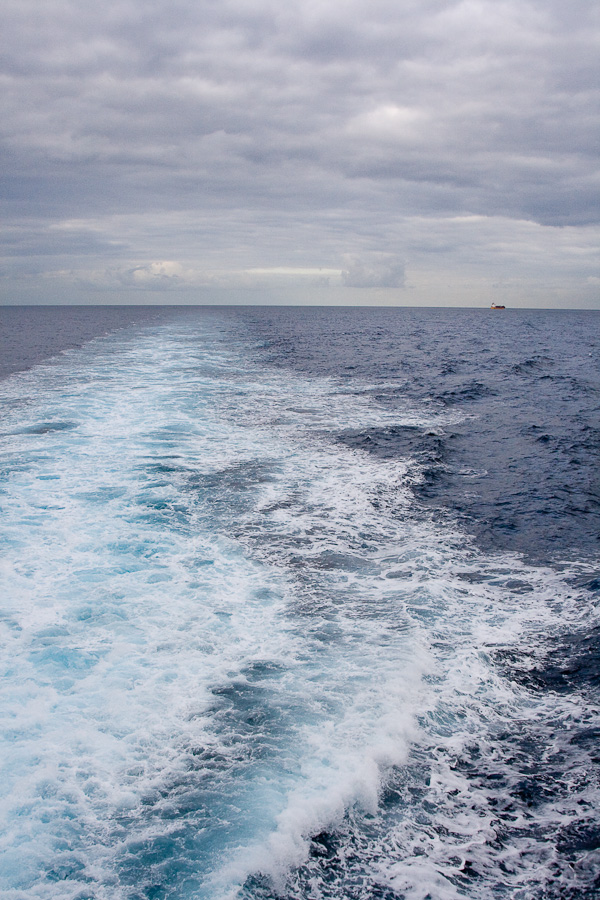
[0,321,598,900]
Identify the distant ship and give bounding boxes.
[490,303,505,309]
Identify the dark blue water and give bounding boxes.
[1,305,599,900]
[0,305,164,380]
[239,306,600,563]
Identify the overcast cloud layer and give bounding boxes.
[1,0,599,306]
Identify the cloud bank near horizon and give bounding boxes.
[1,0,599,306]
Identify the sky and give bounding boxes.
[1,0,599,307]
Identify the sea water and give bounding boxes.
[0,306,598,900]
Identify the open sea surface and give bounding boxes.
[0,305,599,899]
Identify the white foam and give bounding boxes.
[1,319,598,899]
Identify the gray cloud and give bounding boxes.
[342,254,405,289]
[0,0,598,306]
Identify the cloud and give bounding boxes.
[342,254,405,289]
[121,261,187,288]
[44,260,218,291]
[0,0,598,306]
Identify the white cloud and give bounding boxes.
[342,254,406,289]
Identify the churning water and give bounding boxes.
[1,306,599,899]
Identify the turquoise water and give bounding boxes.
[1,308,599,899]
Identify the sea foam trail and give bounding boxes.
[0,322,426,899]
[0,319,598,900]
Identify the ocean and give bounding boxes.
[0,305,598,900]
